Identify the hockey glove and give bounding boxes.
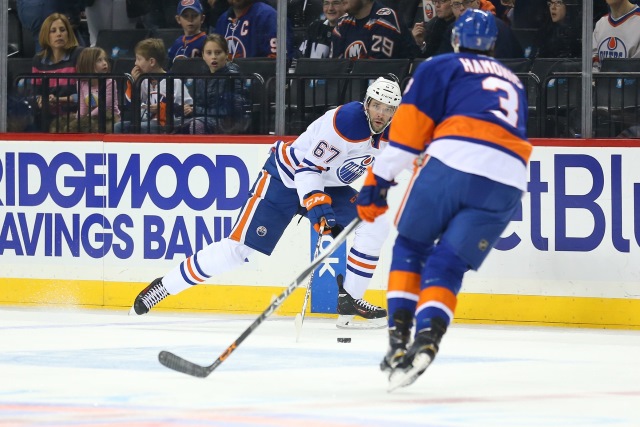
[304,191,336,234]
[357,166,393,222]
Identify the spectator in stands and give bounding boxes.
[289,0,324,29]
[493,0,514,24]
[592,0,640,71]
[204,0,230,30]
[449,2,523,58]
[503,0,547,28]
[332,0,420,59]
[412,0,455,58]
[298,0,345,58]
[31,13,84,132]
[178,34,250,134]
[214,0,294,59]
[535,0,581,59]
[168,0,208,66]
[116,38,193,133]
[85,0,137,46]
[65,47,120,132]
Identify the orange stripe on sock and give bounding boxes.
[347,255,376,270]
[230,171,269,242]
[185,257,204,283]
[418,286,457,313]
[388,271,421,295]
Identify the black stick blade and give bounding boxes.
[158,351,211,378]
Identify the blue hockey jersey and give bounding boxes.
[214,1,293,59]
[331,1,418,59]
[168,32,207,65]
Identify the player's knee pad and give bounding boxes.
[221,238,254,264]
[351,213,390,254]
[421,240,468,295]
[390,234,433,274]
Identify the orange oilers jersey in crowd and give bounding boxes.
[270,101,389,202]
[379,53,532,192]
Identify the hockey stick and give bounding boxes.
[158,217,362,378]
[294,223,325,342]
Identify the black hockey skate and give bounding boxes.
[380,309,413,373]
[388,317,447,392]
[336,274,387,329]
[129,277,169,315]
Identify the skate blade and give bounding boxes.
[387,353,433,392]
[336,315,387,330]
[127,306,137,316]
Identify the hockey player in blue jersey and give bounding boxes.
[357,9,532,390]
[214,0,293,59]
[130,77,403,329]
[332,0,419,59]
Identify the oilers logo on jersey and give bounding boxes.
[337,155,374,184]
[598,37,628,60]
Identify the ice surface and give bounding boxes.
[0,307,639,426]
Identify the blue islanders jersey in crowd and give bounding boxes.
[382,53,531,191]
[168,32,207,65]
[214,1,293,59]
[267,101,389,201]
[331,1,417,59]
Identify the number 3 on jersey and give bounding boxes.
[482,76,520,128]
[312,141,341,163]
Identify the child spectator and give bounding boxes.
[117,38,194,133]
[179,34,250,134]
[65,47,121,132]
[168,0,208,66]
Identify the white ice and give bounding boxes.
[0,307,639,427]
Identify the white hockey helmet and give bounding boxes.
[363,77,402,134]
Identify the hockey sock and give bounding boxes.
[162,238,254,294]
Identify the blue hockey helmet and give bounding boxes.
[451,9,498,53]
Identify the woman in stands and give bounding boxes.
[31,13,84,132]
[534,0,581,58]
[179,34,250,134]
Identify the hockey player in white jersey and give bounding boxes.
[130,77,402,328]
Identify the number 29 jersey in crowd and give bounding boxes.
[265,101,389,202]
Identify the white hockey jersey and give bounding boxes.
[268,101,389,203]
[592,6,640,69]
